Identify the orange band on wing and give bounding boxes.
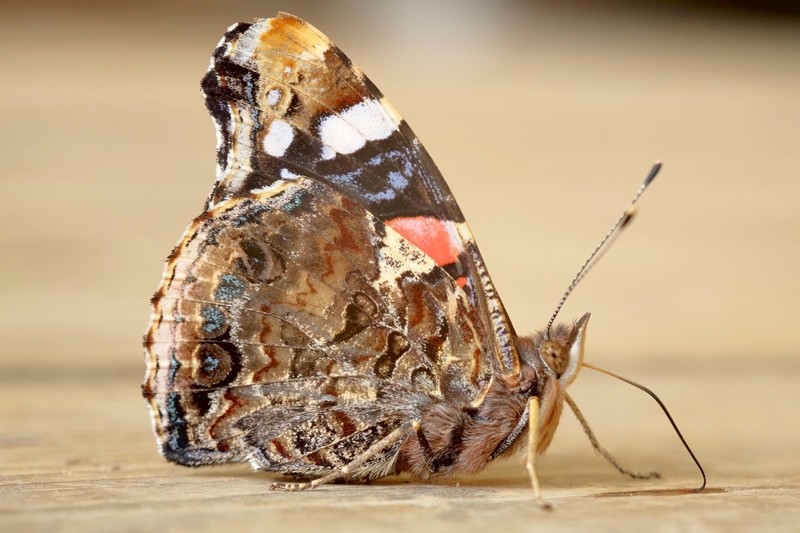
[387,216,461,268]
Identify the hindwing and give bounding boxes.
[143,175,491,468]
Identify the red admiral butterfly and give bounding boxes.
[142,13,704,503]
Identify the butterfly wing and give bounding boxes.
[202,13,520,374]
[143,176,490,473]
[143,13,518,476]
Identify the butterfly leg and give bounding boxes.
[526,396,553,511]
[564,392,659,480]
[412,419,440,473]
[269,422,412,492]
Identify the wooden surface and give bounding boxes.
[3,363,800,531]
[2,2,799,531]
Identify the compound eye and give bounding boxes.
[539,340,569,377]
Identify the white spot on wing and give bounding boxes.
[280,168,301,180]
[346,99,398,141]
[267,88,282,107]
[263,119,294,157]
[318,98,400,155]
[318,113,365,154]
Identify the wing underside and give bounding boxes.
[143,175,490,472]
[144,13,521,475]
[202,13,520,374]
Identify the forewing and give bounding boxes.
[201,13,520,374]
[143,175,491,468]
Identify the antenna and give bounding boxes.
[545,161,662,338]
[582,361,707,492]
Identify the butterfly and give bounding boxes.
[142,12,699,500]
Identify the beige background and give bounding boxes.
[1,1,798,530]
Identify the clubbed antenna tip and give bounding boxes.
[545,161,662,338]
[644,161,662,187]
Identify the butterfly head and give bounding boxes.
[537,312,590,387]
[507,312,590,456]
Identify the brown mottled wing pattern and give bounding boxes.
[143,176,490,475]
[143,13,515,478]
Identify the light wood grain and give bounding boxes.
[2,362,799,531]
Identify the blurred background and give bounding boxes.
[2,0,799,500]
